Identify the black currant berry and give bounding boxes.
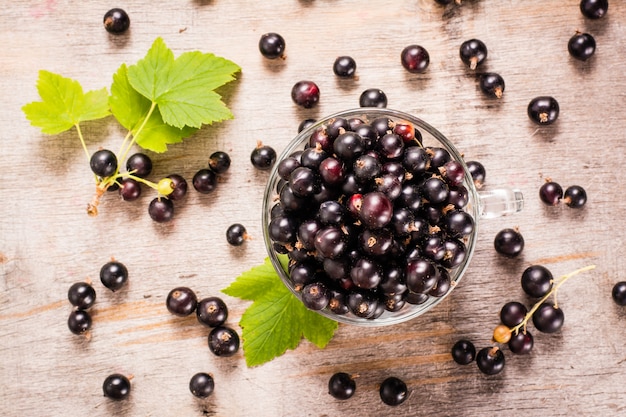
[166,287,198,317]
[400,44,430,73]
[333,56,357,78]
[189,372,215,398]
[192,168,217,194]
[466,160,486,188]
[103,8,130,34]
[580,0,608,19]
[493,228,524,258]
[612,281,626,306]
[208,326,240,357]
[125,153,152,178]
[500,301,527,327]
[521,265,553,298]
[476,346,505,375]
[197,297,229,328]
[539,180,564,206]
[528,96,559,125]
[532,303,564,333]
[166,174,188,201]
[568,32,596,61]
[328,372,356,400]
[379,376,408,406]
[508,330,534,355]
[68,282,96,309]
[100,260,129,292]
[460,39,487,70]
[479,73,505,99]
[208,151,231,174]
[251,142,277,170]
[359,88,388,108]
[226,223,248,246]
[563,185,587,208]
[103,373,131,400]
[90,149,118,177]
[451,339,476,365]
[298,118,317,133]
[148,197,174,222]
[291,80,320,108]
[259,32,286,59]
[118,178,141,201]
[301,282,331,310]
[68,309,92,335]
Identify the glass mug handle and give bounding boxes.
[478,188,524,219]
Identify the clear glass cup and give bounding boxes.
[262,108,523,326]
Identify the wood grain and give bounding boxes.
[1,0,625,416]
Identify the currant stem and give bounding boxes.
[510,264,596,335]
[74,123,94,172]
[119,101,158,166]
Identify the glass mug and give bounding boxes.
[262,108,523,326]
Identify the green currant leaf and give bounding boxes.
[22,70,110,134]
[222,257,285,301]
[127,37,241,129]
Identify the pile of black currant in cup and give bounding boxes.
[268,113,475,320]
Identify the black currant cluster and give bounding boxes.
[165,287,240,357]
[66,259,129,336]
[539,179,587,209]
[328,372,409,407]
[268,115,477,320]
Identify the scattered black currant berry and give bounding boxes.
[102,373,131,400]
[563,185,587,208]
[259,32,286,59]
[197,297,228,328]
[328,372,356,400]
[359,88,388,108]
[166,287,198,317]
[479,72,505,99]
[251,141,277,170]
[532,302,564,333]
[68,281,96,310]
[612,281,626,306]
[460,39,488,70]
[528,96,559,125]
[580,0,608,19]
[451,339,476,365]
[148,197,174,222]
[208,326,240,356]
[208,151,231,175]
[166,174,188,201]
[494,228,524,258]
[125,152,152,178]
[539,180,564,206]
[90,149,118,178]
[521,265,553,298]
[379,376,408,406]
[226,223,249,246]
[189,372,215,398]
[291,80,320,108]
[465,160,486,188]
[68,309,92,335]
[103,8,130,34]
[476,346,505,375]
[400,44,430,74]
[192,168,218,194]
[333,56,357,78]
[568,32,596,61]
[100,259,129,292]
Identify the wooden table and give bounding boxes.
[2,1,624,415]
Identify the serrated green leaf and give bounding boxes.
[22,70,110,134]
[301,309,339,349]
[135,107,197,153]
[127,37,241,129]
[222,257,284,301]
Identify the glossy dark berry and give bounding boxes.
[532,303,564,333]
[189,372,215,398]
[100,260,129,292]
[148,197,174,222]
[197,297,228,327]
[479,73,505,99]
[118,178,141,201]
[226,223,248,246]
[90,149,118,177]
[298,118,316,133]
[612,281,626,306]
[259,32,286,59]
[379,376,408,406]
[208,151,231,174]
[494,228,524,257]
[102,373,131,400]
[563,185,587,208]
[328,372,356,400]
[401,45,430,74]
[359,88,388,108]
[125,153,152,178]
[451,339,476,365]
[528,96,559,125]
[166,287,198,317]
[476,347,505,375]
[302,282,330,310]
[333,56,357,77]
[580,0,608,19]
[460,39,487,70]
[291,80,320,108]
[251,143,277,170]
[539,181,564,206]
[521,265,553,298]
[68,309,92,334]
[359,192,393,229]
[68,282,96,309]
[208,326,240,356]
[193,168,217,194]
[568,32,596,61]
[103,8,130,34]
[500,301,528,327]
[166,174,188,201]
[508,330,534,355]
[466,160,486,188]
